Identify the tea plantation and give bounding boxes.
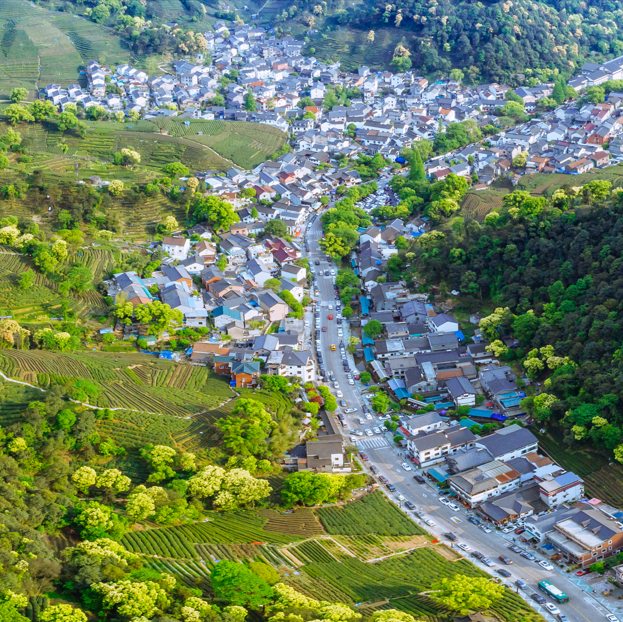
[118,491,542,622]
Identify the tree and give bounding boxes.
[192,195,239,232]
[93,580,167,619]
[408,150,426,183]
[0,155,9,169]
[9,88,28,103]
[56,111,79,132]
[5,104,34,125]
[373,611,420,622]
[265,219,287,237]
[248,561,280,585]
[342,306,353,318]
[360,371,372,384]
[251,206,259,218]
[429,575,504,614]
[587,86,605,104]
[500,100,526,121]
[113,149,141,167]
[552,80,566,104]
[217,399,274,457]
[319,231,351,259]
[57,408,77,430]
[216,255,228,271]
[18,269,34,290]
[72,466,97,493]
[40,605,87,622]
[157,215,179,235]
[371,391,391,413]
[126,492,156,521]
[363,319,383,339]
[134,301,183,335]
[244,91,258,112]
[30,100,57,121]
[367,30,375,43]
[163,162,190,177]
[210,561,273,608]
[108,179,124,197]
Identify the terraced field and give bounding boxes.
[0,350,234,417]
[0,0,129,95]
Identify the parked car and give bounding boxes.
[576,569,590,576]
[514,527,525,534]
[369,465,378,474]
[448,503,460,512]
[470,551,484,560]
[444,532,458,542]
[404,501,415,510]
[606,616,621,622]
[457,543,471,552]
[544,604,561,616]
[401,462,412,471]
[520,551,536,561]
[424,518,436,527]
[538,561,554,571]
[558,615,570,622]
[387,484,397,492]
[467,516,479,525]
[509,545,522,554]
[515,580,528,590]
[379,476,388,484]
[414,475,425,484]
[497,569,511,578]
[531,594,546,605]
[502,527,514,534]
[499,556,512,565]
[481,557,495,567]
[479,524,492,533]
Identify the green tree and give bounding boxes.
[192,195,239,232]
[30,100,57,121]
[5,104,34,125]
[265,219,288,237]
[134,301,184,335]
[248,561,280,585]
[40,604,87,622]
[216,255,228,271]
[587,86,605,104]
[371,391,391,413]
[319,231,351,259]
[264,278,282,293]
[9,88,28,103]
[18,269,34,290]
[210,561,273,608]
[430,575,504,615]
[408,149,426,183]
[244,91,258,112]
[363,319,383,339]
[216,399,274,457]
[552,79,566,104]
[163,162,190,177]
[360,371,372,384]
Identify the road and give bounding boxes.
[301,208,615,622]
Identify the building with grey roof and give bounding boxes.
[475,425,538,462]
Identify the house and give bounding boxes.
[256,291,290,321]
[298,435,351,473]
[179,255,206,275]
[231,360,260,388]
[475,425,538,462]
[161,264,193,287]
[268,349,315,381]
[536,471,584,508]
[162,236,190,260]
[195,241,217,264]
[190,342,230,363]
[403,411,444,435]
[445,376,477,407]
[407,425,476,467]
[427,313,459,334]
[448,460,521,507]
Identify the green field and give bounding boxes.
[118,491,541,622]
[0,0,129,96]
[0,349,235,417]
[13,117,287,174]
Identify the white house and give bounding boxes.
[162,237,190,260]
[427,313,459,334]
[268,349,316,382]
[537,471,584,509]
[448,460,522,507]
[445,376,477,407]
[403,411,444,435]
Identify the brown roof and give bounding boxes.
[436,369,463,380]
[192,343,231,354]
[525,452,552,467]
[163,236,187,246]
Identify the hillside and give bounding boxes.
[295,0,623,82]
[0,0,129,97]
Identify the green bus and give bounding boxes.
[538,580,570,604]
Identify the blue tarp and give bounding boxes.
[159,351,173,360]
[459,418,478,428]
[362,335,374,346]
[468,408,507,421]
[361,297,370,315]
[364,347,375,362]
[435,401,454,410]
[428,468,448,483]
[454,330,465,340]
[351,259,357,268]
[395,388,411,400]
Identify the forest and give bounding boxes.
[298,0,623,81]
[410,180,623,458]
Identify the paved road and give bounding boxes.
[301,209,615,622]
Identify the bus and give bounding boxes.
[538,580,570,604]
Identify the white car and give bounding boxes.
[337,391,343,398]
[373,427,381,434]
[479,524,492,533]
[344,408,358,413]
[457,543,471,552]
[397,493,405,501]
[401,462,412,471]
[365,429,373,436]
[502,527,514,534]
[348,379,355,385]
[448,503,460,512]
[538,561,554,571]
[365,413,373,420]
[439,497,450,505]
[606,616,621,622]
[544,604,560,615]
[424,518,436,527]
[333,382,340,389]
[328,304,333,309]
[353,430,364,436]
